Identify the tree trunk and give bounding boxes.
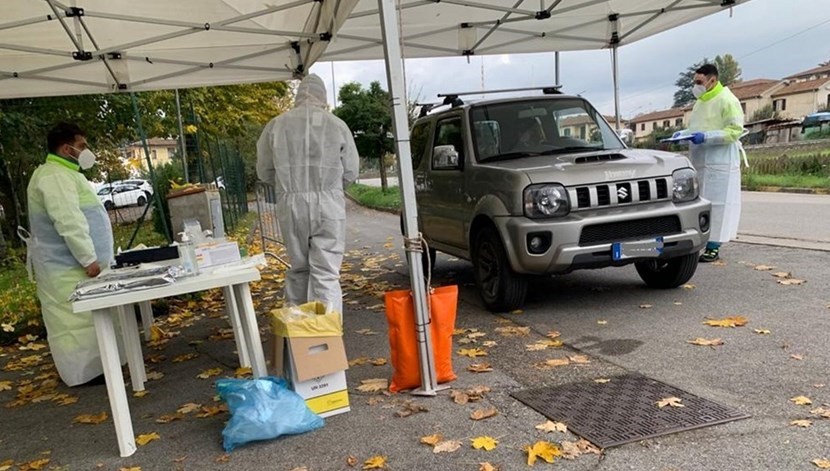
[378,138,388,192]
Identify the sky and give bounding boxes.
[309,0,830,119]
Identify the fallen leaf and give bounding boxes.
[146,371,164,381]
[73,412,108,424]
[234,367,252,378]
[815,384,826,389]
[347,455,358,467]
[468,363,493,373]
[687,337,724,346]
[356,328,379,335]
[560,438,601,460]
[362,455,387,469]
[395,401,428,417]
[472,436,498,451]
[458,348,488,358]
[196,405,226,418]
[1,323,13,332]
[812,458,830,469]
[539,358,570,368]
[568,354,590,364]
[778,278,805,286]
[467,332,487,339]
[594,378,611,384]
[656,397,684,408]
[673,301,683,305]
[470,407,498,421]
[196,368,222,379]
[546,330,561,339]
[288,467,308,471]
[771,271,791,278]
[791,354,804,361]
[753,264,775,271]
[156,413,185,424]
[494,326,530,336]
[173,456,187,463]
[597,320,607,325]
[370,358,387,366]
[450,390,470,405]
[133,390,149,398]
[753,329,771,335]
[177,403,202,414]
[704,316,748,328]
[791,419,813,427]
[682,284,696,289]
[711,260,727,267]
[118,468,140,471]
[810,407,830,419]
[482,340,498,348]
[420,433,443,446]
[172,353,199,363]
[639,304,653,309]
[433,440,462,453]
[356,378,388,393]
[479,463,498,471]
[509,309,524,315]
[0,460,12,471]
[215,454,230,463]
[524,440,561,466]
[535,420,567,433]
[791,396,813,406]
[136,432,160,446]
[349,357,370,366]
[17,458,50,470]
[0,381,12,391]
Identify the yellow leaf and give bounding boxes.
[119,468,141,471]
[172,353,199,363]
[656,397,684,408]
[235,367,252,378]
[597,320,607,325]
[509,309,523,315]
[18,458,50,470]
[703,316,748,328]
[472,436,498,451]
[458,348,488,358]
[791,396,813,406]
[568,355,590,364]
[73,412,109,425]
[420,433,443,446]
[0,459,13,471]
[1,323,13,332]
[753,329,771,335]
[196,368,222,379]
[150,325,167,342]
[370,358,387,366]
[177,403,202,414]
[524,441,562,466]
[133,390,149,398]
[349,357,370,366]
[0,381,12,391]
[813,458,830,469]
[433,440,462,453]
[687,338,724,346]
[136,432,161,446]
[479,462,498,471]
[682,284,696,289]
[468,362,493,373]
[470,407,498,421]
[356,378,387,393]
[535,420,568,433]
[791,419,813,428]
[362,455,387,469]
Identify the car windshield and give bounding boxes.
[97,187,112,196]
[470,98,624,162]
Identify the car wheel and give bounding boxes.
[635,252,698,289]
[137,196,147,206]
[104,200,114,211]
[472,226,527,312]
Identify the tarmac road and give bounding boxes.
[0,197,827,471]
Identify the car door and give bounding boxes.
[423,115,468,249]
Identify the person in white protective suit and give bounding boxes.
[672,64,746,262]
[26,122,114,386]
[256,74,359,314]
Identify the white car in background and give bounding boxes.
[97,184,148,210]
[112,178,154,196]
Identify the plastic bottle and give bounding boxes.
[178,231,199,275]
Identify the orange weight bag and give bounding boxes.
[384,285,458,393]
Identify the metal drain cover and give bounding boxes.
[512,374,750,448]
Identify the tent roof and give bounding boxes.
[323,0,751,61]
[1,0,751,100]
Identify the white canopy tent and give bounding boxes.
[3,0,751,404]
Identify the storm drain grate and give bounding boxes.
[512,373,750,449]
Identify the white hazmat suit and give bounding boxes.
[27,153,114,386]
[257,74,359,314]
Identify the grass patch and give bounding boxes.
[112,220,168,250]
[347,183,401,212]
[742,173,830,190]
[0,259,41,345]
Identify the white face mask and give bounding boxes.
[692,84,707,99]
[77,149,97,169]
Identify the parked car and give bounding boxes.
[97,184,148,210]
[406,90,711,311]
[215,176,226,190]
[112,178,153,196]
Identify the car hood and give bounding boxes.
[478,148,689,185]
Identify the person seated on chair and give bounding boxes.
[512,117,547,151]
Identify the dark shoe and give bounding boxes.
[699,248,719,263]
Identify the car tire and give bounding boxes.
[472,226,527,312]
[635,252,698,289]
[137,196,147,206]
[104,200,114,211]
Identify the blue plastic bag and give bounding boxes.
[216,376,324,451]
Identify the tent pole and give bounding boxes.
[555,51,560,87]
[175,89,189,183]
[131,92,172,243]
[377,0,439,397]
[612,45,621,133]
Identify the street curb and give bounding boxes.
[742,186,830,195]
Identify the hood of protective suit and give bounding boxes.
[295,74,327,109]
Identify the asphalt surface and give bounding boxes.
[0,197,828,471]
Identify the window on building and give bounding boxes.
[652,122,657,130]
[675,118,683,126]
[740,102,747,114]
[662,120,670,128]
[773,99,787,111]
[579,126,586,139]
[563,128,571,137]
[641,123,645,131]
[826,93,830,109]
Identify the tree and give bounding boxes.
[335,81,394,191]
[820,59,830,67]
[673,55,742,108]
[750,104,779,122]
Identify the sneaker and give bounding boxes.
[699,248,719,263]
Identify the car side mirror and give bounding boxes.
[433,145,461,169]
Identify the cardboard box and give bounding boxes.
[273,334,350,418]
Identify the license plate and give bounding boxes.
[612,237,664,261]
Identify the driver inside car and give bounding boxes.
[512,117,547,150]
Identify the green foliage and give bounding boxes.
[346,184,401,212]
[745,153,830,178]
[0,261,41,345]
[714,54,742,87]
[804,128,830,140]
[335,81,394,167]
[750,104,779,122]
[742,173,830,190]
[673,55,742,107]
[148,162,184,240]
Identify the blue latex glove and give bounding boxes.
[690,132,705,145]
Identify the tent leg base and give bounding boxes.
[410,384,451,397]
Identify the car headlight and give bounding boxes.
[672,168,699,203]
[523,184,570,218]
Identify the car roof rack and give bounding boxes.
[437,85,562,99]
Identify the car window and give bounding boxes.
[410,121,430,170]
[432,117,464,170]
[97,187,112,196]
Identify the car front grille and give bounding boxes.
[579,216,682,246]
[568,177,671,210]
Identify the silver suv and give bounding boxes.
[408,91,711,311]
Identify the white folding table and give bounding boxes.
[71,266,267,457]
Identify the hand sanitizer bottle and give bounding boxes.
[178,232,199,275]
